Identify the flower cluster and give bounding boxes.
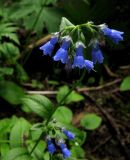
[40,23,124,71]
[45,121,75,159]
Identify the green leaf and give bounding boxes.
[3,147,28,160]
[14,155,32,160]
[71,146,85,158]
[0,67,14,76]
[15,63,29,82]
[0,22,19,44]
[22,95,53,119]
[60,17,74,31]
[42,7,63,33]
[0,144,10,158]
[53,106,73,123]
[57,85,84,104]
[120,76,130,91]
[0,43,20,61]
[10,118,31,148]
[28,140,46,159]
[80,113,102,130]
[0,81,25,105]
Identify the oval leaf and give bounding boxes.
[80,113,102,130]
[53,106,73,124]
[120,76,130,91]
[10,118,31,148]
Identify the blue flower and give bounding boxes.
[53,36,71,64]
[101,26,124,44]
[91,43,104,64]
[85,60,94,71]
[62,129,75,140]
[40,33,59,56]
[72,42,86,69]
[59,143,71,159]
[47,139,56,155]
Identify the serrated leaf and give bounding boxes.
[60,17,74,31]
[53,106,73,123]
[57,85,84,104]
[22,95,53,119]
[80,113,102,130]
[0,81,25,105]
[120,76,130,91]
[3,147,28,160]
[10,118,31,148]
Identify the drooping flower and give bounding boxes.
[53,36,71,64]
[47,138,56,155]
[40,33,59,56]
[84,60,94,71]
[72,42,86,69]
[100,25,124,44]
[62,129,75,140]
[91,42,104,64]
[58,140,71,159]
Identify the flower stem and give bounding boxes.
[29,69,86,155]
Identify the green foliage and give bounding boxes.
[22,94,53,118]
[10,118,31,148]
[120,76,130,91]
[80,113,102,130]
[57,85,84,104]
[4,0,63,34]
[0,81,25,105]
[3,147,30,160]
[53,106,73,124]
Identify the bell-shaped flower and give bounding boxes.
[59,142,71,159]
[40,33,59,56]
[53,36,71,64]
[47,138,56,155]
[62,129,75,140]
[72,42,86,69]
[91,42,104,64]
[100,25,124,44]
[85,60,94,71]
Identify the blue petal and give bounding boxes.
[40,41,54,56]
[72,56,85,68]
[63,130,75,140]
[92,46,104,64]
[47,140,56,154]
[50,36,58,45]
[53,48,68,64]
[61,40,71,50]
[102,27,124,44]
[84,60,94,71]
[62,147,71,158]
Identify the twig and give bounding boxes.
[104,64,119,77]
[77,78,121,92]
[25,78,122,95]
[26,90,57,95]
[28,34,51,49]
[84,93,130,160]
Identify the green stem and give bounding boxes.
[30,69,86,155]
